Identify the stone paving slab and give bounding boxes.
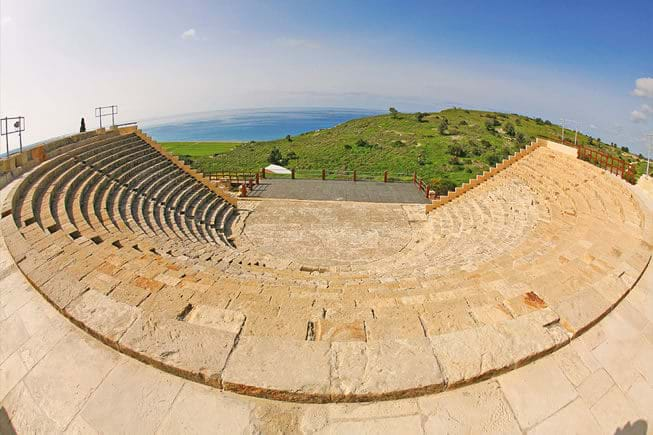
[0,262,652,433]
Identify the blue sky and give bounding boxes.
[1,0,652,153]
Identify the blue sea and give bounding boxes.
[141,108,383,142]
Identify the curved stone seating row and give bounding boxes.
[13,130,238,259]
[0,131,650,402]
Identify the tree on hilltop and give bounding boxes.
[268,147,284,165]
[416,112,427,122]
[389,107,398,119]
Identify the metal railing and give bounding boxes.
[1,116,25,157]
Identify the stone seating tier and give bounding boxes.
[0,128,650,402]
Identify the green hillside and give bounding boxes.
[163,108,648,193]
[160,141,240,157]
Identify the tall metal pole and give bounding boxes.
[111,106,115,126]
[646,134,653,177]
[561,120,565,142]
[98,108,103,128]
[3,119,8,157]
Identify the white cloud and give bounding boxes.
[631,103,653,123]
[1,16,12,26]
[275,37,320,49]
[181,28,197,40]
[632,77,653,98]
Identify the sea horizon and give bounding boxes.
[141,107,384,143]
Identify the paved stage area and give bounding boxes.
[247,178,431,204]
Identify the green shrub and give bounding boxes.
[438,118,449,135]
[516,132,528,145]
[447,143,466,157]
[504,122,516,137]
[268,147,283,165]
[430,178,456,196]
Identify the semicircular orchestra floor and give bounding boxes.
[1,128,650,403]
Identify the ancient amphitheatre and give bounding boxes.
[1,123,652,433]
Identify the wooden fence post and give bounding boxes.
[255,173,259,185]
[384,171,388,183]
[261,167,266,179]
[322,168,325,180]
[240,183,247,197]
[291,168,295,179]
[413,172,417,184]
[425,185,430,198]
[353,170,357,182]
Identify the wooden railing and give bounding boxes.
[577,146,637,184]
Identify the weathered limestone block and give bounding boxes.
[65,289,140,343]
[4,231,30,262]
[81,270,121,295]
[419,306,478,336]
[329,338,445,400]
[431,309,568,388]
[313,319,366,342]
[591,274,629,306]
[18,253,58,287]
[222,337,331,402]
[39,270,89,309]
[185,304,245,334]
[553,287,611,336]
[119,315,238,387]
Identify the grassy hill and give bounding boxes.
[162,108,648,193]
[160,141,240,157]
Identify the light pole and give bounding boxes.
[646,134,653,177]
[560,118,578,143]
[568,120,581,146]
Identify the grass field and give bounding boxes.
[160,141,241,157]
[161,109,650,192]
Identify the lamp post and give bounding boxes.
[646,134,653,177]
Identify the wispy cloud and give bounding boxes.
[275,37,320,49]
[631,103,653,123]
[181,28,197,41]
[632,77,653,98]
